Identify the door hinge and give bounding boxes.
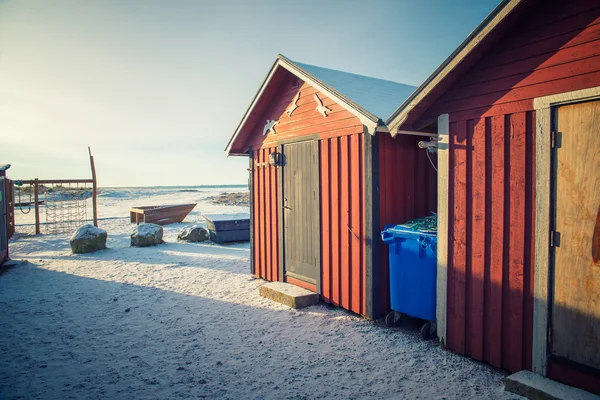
[550,230,560,247]
[551,131,562,149]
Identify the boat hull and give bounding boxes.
[130,203,196,225]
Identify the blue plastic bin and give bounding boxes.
[381,225,437,322]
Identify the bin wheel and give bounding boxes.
[420,321,437,340]
[385,311,403,327]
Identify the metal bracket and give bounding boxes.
[551,131,562,149]
[550,231,561,247]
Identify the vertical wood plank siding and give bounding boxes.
[252,147,280,282]
[411,0,600,373]
[252,133,366,316]
[377,133,438,318]
[446,113,536,372]
[320,133,365,315]
[247,76,367,316]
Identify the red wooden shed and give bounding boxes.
[226,55,437,319]
[386,0,600,393]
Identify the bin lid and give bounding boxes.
[383,224,437,240]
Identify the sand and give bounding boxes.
[0,189,522,399]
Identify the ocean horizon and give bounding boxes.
[99,184,247,189]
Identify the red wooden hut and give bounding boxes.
[226,55,437,318]
[386,0,600,393]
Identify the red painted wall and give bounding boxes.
[252,147,280,283]
[320,133,365,315]
[413,0,600,377]
[248,75,367,316]
[378,133,438,317]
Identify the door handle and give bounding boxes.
[283,205,291,210]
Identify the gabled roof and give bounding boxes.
[385,0,530,135]
[225,54,416,156]
[293,61,416,122]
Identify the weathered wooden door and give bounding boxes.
[550,100,600,371]
[281,140,320,287]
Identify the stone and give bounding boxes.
[131,223,163,247]
[70,224,107,254]
[505,370,600,400]
[177,225,209,242]
[259,282,320,309]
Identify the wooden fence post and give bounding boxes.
[88,147,98,227]
[34,179,40,234]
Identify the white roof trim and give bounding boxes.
[224,60,281,156]
[385,0,523,136]
[225,56,381,156]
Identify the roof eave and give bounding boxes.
[277,55,381,132]
[224,58,282,157]
[385,0,523,136]
[225,55,389,157]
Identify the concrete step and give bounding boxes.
[505,371,600,400]
[259,282,319,309]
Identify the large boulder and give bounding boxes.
[131,223,163,247]
[177,225,209,242]
[70,224,107,254]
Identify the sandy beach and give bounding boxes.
[1,188,521,399]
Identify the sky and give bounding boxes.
[0,0,501,187]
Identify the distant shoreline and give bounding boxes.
[98,184,247,189]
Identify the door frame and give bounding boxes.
[532,86,600,376]
[277,136,321,294]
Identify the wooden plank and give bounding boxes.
[359,133,366,316]
[364,130,379,318]
[469,118,486,361]
[465,119,473,357]
[350,133,362,314]
[34,179,40,235]
[492,12,600,54]
[445,53,600,102]
[278,144,285,282]
[486,115,505,368]
[446,122,457,350]
[271,148,279,282]
[285,275,317,293]
[403,136,416,220]
[313,140,321,295]
[505,112,526,372]
[321,140,331,301]
[249,124,363,149]
[260,149,267,279]
[522,110,535,371]
[88,148,98,227]
[331,137,341,305]
[435,71,600,116]
[265,150,272,282]
[249,148,255,275]
[340,135,350,310]
[19,179,94,185]
[475,20,600,72]
[515,0,600,32]
[254,151,262,278]
[533,107,551,375]
[552,100,600,370]
[437,114,450,345]
[450,120,467,354]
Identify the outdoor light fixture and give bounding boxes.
[269,152,282,167]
